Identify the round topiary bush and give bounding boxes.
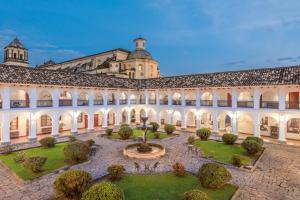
[82,182,125,200]
[120,123,129,128]
[187,136,195,144]
[232,154,243,167]
[105,129,113,136]
[107,164,125,181]
[39,137,55,148]
[53,170,92,200]
[245,136,264,146]
[196,128,211,140]
[64,141,90,164]
[172,162,185,177]
[150,122,159,132]
[222,133,237,145]
[241,139,262,155]
[23,156,47,173]
[198,163,232,189]
[118,126,133,140]
[181,189,208,200]
[164,124,176,134]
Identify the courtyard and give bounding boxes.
[0,129,299,200]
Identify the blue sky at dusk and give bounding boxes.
[1,0,300,76]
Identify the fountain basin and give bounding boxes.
[123,143,166,159]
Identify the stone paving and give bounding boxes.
[0,131,299,200]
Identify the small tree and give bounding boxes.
[53,170,92,200]
[107,165,125,181]
[172,162,185,177]
[82,182,125,200]
[23,156,47,173]
[164,124,176,134]
[118,126,133,140]
[39,137,56,148]
[196,128,211,140]
[187,136,195,144]
[150,122,159,132]
[182,189,208,200]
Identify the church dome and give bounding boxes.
[5,37,26,49]
[127,49,152,60]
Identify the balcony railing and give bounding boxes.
[200,100,213,106]
[78,100,89,106]
[59,99,72,107]
[37,100,53,107]
[286,101,300,109]
[130,99,137,104]
[237,101,254,108]
[186,100,196,106]
[108,100,115,105]
[149,99,156,105]
[172,100,181,105]
[160,99,168,105]
[260,101,279,109]
[218,100,232,107]
[10,100,30,108]
[119,99,127,105]
[93,99,103,105]
[139,99,146,104]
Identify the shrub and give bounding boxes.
[107,165,125,181]
[150,122,159,132]
[154,132,160,139]
[64,141,90,164]
[241,139,262,155]
[82,182,125,200]
[172,162,185,177]
[13,152,26,163]
[187,136,195,144]
[222,133,237,145]
[0,145,14,154]
[23,156,47,173]
[164,124,176,134]
[182,189,208,200]
[232,154,243,167]
[120,123,129,128]
[39,137,55,148]
[85,139,95,147]
[105,128,113,136]
[53,170,92,200]
[69,135,77,142]
[198,163,232,189]
[196,128,211,140]
[118,126,133,140]
[245,136,264,146]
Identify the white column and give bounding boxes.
[145,91,149,105]
[88,91,95,107]
[168,90,172,106]
[52,88,60,108]
[2,86,10,109]
[71,111,78,134]
[253,88,260,109]
[181,110,186,129]
[88,110,94,131]
[196,112,201,129]
[103,111,108,128]
[196,91,201,107]
[115,109,121,126]
[29,88,37,109]
[115,93,120,106]
[232,112,238,135]
[103,90,108,106]
[29,112,37,141]
[253,112,260,137]
[156,111,161,125]
[127,92,131,106]
[1,113,10,144]
[156,91,160,106]
[127,110,131,124]
[279,114,286,142]
[72,89,78,108]
[167,111,172,124]
[278,88,287,110]
[135,111,140,124]
[231,89,237,109]
[52,111,59,137]
[212,110,218,133]
[212,90,218,108]
[181,91,186,106]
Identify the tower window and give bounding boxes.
[20,54,23,59]
[14,53,17,59]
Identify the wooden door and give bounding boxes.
[84,115,88,128]
[25,93,30,107]
[94,114,99,127]
[227,93,232,106]
[289,92,299,109]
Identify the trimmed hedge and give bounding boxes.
[105,129,113,136]
[39,137,56,148]
[164,124,176,134]
[187,136,195,144]
[181,189,208,200]
[232,154,248,167]
[241,139,262,155]
[196,128,211,140]
[64,141,90,164]
[53,170,92,200]
[198,163,232,189]
[82,182,125,200]
[222,134,237,145]
[118,126,133,140]
[245,136,264,146]
[23,156,47,173]
[150,122,160,132]
[107,165,125,181]
[13,152,26,163]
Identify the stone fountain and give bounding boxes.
[123,117,166,159]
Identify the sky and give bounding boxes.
[1,0,300,76]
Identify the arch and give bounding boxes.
[94,110,104,128]
[160,110,168,125]
[201,92,213,106]
[201,112,212,129]
[139,94,146,104]
[9,115,29,139]
[59,91,72,106]
[59,112,72,134]
[78,92,89,106]
[140,109,146,119]
[260,115,278,136]
[218,113,232,132]
[186,111,196,128]
[130,94,137,104]
[108,92,116,105]
[159,93,168,105]
[94,92,103,105]
[185,93,196,106]
[77,112,89,130]
[237,113,253,134]
[218,92,232,107]
[148,109,157,123]
[149,92,156,104]
[120,92,127,105]
[130,109,136,123]
[37,114,53,135]
[172,93,181,105]
[260,91,279,109]
[172,111,182,126]
[121,109,128,124]
[237,91,253,108]
[107,110,116,125]
[10,89,30,108]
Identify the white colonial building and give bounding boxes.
[0,39,300,145]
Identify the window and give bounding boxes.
[20,54,23,59]
[10,118,18,130]
[138,64,143,71]
[41,115,52,127]
[14,53,17,59]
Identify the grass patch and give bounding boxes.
[113,172,236,200]
[0,142,68,180]
[194,140,251,165]
[111,129,171,140]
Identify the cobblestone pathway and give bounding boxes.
[0,132,299,200]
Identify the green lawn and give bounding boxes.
[111,129,172,140]
[0,142,68,180]
[194,140,251,165]
[114,173,237,200]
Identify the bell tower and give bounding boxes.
[3,37,29,67]
[134,36,146,50]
